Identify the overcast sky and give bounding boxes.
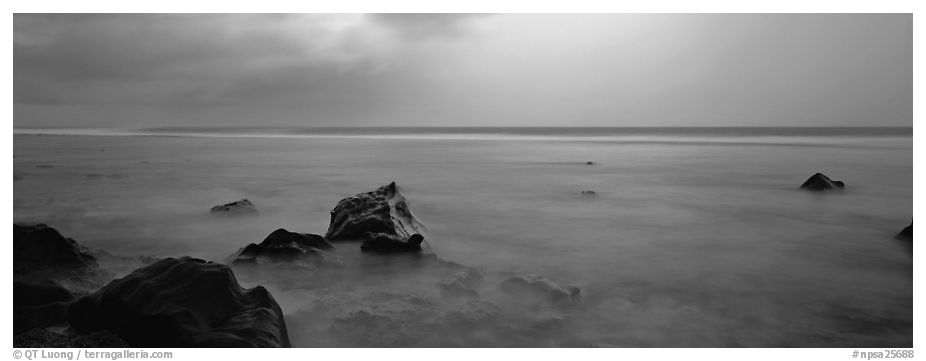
[14,13,912,128]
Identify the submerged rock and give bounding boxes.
[230,228,335,265]
[68,257,290,347]
[498,275,581,307]
[438,267,484,298]
[325,182,428,252]
[580,190,597,196]
[800,173,845,192]
[585,161,595,165]
[14,223,98,274]
[210,199,258,215]
[896,223,912,241]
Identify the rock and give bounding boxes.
[361,232,424,253]
[14,328,129,348]
[325,182,427,251]
[14,223,98,274]
[585,161,595,165]
[896,223,912,241]
[800,173,845,191]
[438,267,484,298]
[14,174,23,181]
[14,280,74,334]
[68,257,290,347]
[580,190,596,196]
[229,228,335,265]
[498,275,581,307]
[210,199,258,215]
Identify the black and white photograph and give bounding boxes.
[9,6,917,356]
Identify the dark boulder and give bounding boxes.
[210,199,258,215]
[580,190,597,196]
[229,228,335,265]
[585,161,595,165]
[14,223,98,274]
[14,280,74,334]
[896,223,912,241]
[800,173,845,191]
[325,182,428,252]
[68,257,290,347]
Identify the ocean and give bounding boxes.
[12,127,913,347]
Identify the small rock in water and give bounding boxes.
[581,190,597,196]
[13,174,23,181]
[585,161,595,165]
[896,223,912,241]
[229,228,335,265]
[210,198,258,215]
[800,172,845,192]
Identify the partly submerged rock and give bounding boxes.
[896,223,912,241]
[210,199,258,216]
[438,267,484,298]
[361,232,424,253]
[325,182,427,252]
[498,275,581,307]
[580,190,597,196]
[14,223,98,275]
[585,161,595,165]
[68,257,290,347]
[800,173,845,192]
[229,228,335,266]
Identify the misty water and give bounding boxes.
[13,128,912,347]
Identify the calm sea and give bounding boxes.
[13,127,913,347]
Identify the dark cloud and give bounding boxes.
[13,14,912,127]
[370,13,488,39]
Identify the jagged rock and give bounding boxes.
[14,280,74,334]
[498,275,581,307]
[580,190,596,196]
[361,232,424,253]
[438,267,484,298]
[800,173,845,191]
[229,228,335,265]
[897,223,912,241]
[210,199,258,215]
[68,257,290,347]
[14,223,98,274]
[326,182,427,252]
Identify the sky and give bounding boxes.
[13,13,912,128]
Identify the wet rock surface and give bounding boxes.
[230,228,335,266]
[210,199,258,215]
[68,257,291,347]
[800,173,845,192]
[896,223,912,241]
[326,182,427,252]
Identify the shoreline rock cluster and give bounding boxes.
[16,182,580,348]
